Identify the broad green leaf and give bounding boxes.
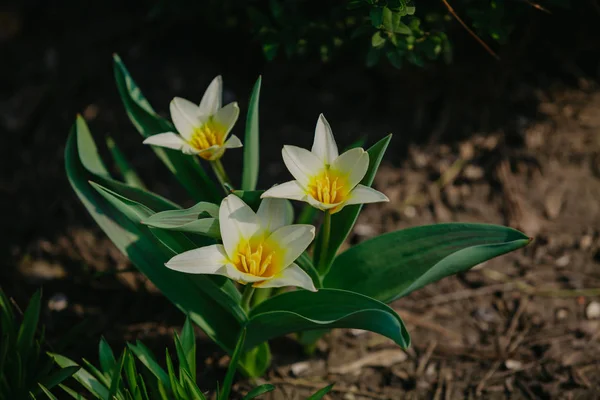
[314,134,391,275]
[245,289,409,349]
[106,136,146,189]
[325,223,531,303]
[49,353,109,399]
[382,7,394,31]
[65,119,260,374]
[307,384,335,400]
[112,54,220,203]
[371,32,386,48]
[242,77,261,191]
[242,384,275,399]
[370,7,383,27]
[237,341,271,379]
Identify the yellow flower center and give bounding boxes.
[188,118,226,159]
[307,170,347,204]
[233,240,278,278]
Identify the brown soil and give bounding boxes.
[2,2,600,399]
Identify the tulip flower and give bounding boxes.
[166,195,317,292]
[143,76,242,161]
[261,114,388,213]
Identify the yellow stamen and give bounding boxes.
[188,118,226,160]
[234,240,277,278]
[308,170,347,204]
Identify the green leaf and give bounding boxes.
[128,341,170,389]
[179,318,196,381]
[107,352,126,400]
[325,223,531,303]
[38,384,58,400]
[58,384,87,400]
[371,32,386,48]
[220,329,246,400]
[39,366,80,392]
[112,54,220,203]
[242,384,275,399]
[242,77,261,191]
[98,337,116,374]
[65,118,256,373]
[181,369,206,400]
[142,202,221,239]
[382,7,394,31]
[314,134,391,275]
[245,289,409,349]
[16,289,41,360]
[237,341,271,379]
[106,136,146,189]
[307,384,334,400]
[366,46,382,67]
[49,353,109,399]
[369,7,383,28]
[173,333,192,379]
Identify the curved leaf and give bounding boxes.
[242,76,261,191]
[142,202,221,238]
[245,289,409,350]
[113,54,220,203]
[324,223,531,303]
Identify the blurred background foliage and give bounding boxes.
[145,0,571,68]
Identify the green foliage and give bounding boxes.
[241,0,570,68]
[0,288,77,399]
[50,318,331,400]
[66,55,531,385]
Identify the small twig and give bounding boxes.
[505,297,529,340]
[416,340,437,377]
[441,0,500,60]
[475,360,503,396]
[519,0,551,13]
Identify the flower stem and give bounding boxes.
[241,285,256,313]
[317,211,332,276]
[210,159,231,194]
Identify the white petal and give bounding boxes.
[261,181,307,201]
[254,263,316,291]
[225,134,243,148]
[165,244,227,274]
[268,224,315,268]
[311,114,339,164]
[331,148,369,189]
[143,132,198,154]
[256,198,294,233]
[217,264,266,283]
[219,195,260,258]
[306,195,343,211]
[170,98,201,140]
[198,75,223,117]
[214,102,240,136]
[282,145,323,187]
[345,184,389,206]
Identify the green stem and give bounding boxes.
[210,159,231,194]
[241,285,256,313]
[317,211,332,276]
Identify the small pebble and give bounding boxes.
[505,359,523,370]
[555,255,570,267]
[556,308,568,320]
[403,206,417,219]
[580,235,593,250]
[586,301,600,320]
[48,293,68,312]
[463,165,485,180]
